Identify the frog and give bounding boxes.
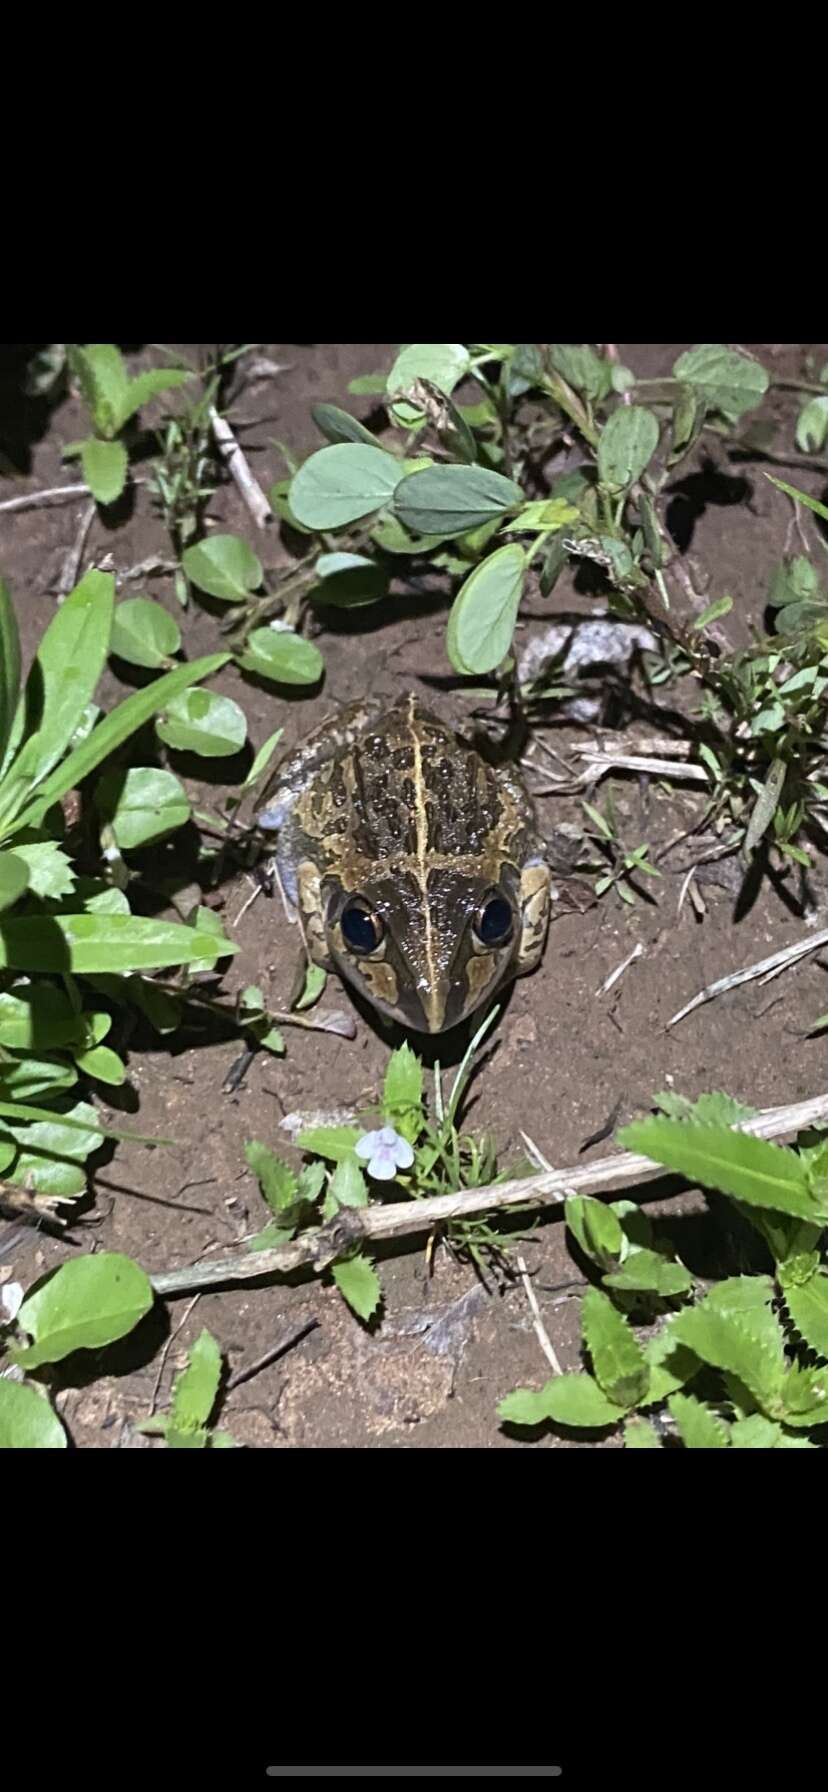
[257,691,551,1035]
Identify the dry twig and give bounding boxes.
[209,406,273,530]
[668,926,828,1027]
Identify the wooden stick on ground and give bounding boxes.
[148,1089,828,1299]
[209,406,273,530]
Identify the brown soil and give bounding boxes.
[2,342,828,1449]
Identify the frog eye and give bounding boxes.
[340,897,385,955]
[473,893,514,949]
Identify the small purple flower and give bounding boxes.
[354,1125,415,1182]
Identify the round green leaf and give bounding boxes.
[312,553,389,609]
[156,687,247,757]
[446,544,526,675]
[597,406,660,491]
[289,444,403,531]
[13,1251,154,1369]
[73,1044,127,1085]
[0,851,30,912]
[110,597,181,669]
[393,463,523,538]
[182,534,263,602]
[387,343,471,424]
[0,1378,67,1448]
[238,629,324,687]
[96,765,191,850]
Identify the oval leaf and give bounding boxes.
[311,403,382,449]
[672,345,769,425]
[289,444,403,531]
[238,629,324,687]
[13,1252,154,1368]
[0,851,29,912]
[0,912,238,974]
[446,544,525,675]
[182,534,263,603]
[156,687,247,757]
[312,553,389,610]
[598,406,660,490]
[387,343,471,424]
[96,765,191,849]
[394,463,523,538]
[80,436,128,505]
[0,1378,67,1448]
[619,1117,823,1221]
[110,597,181,668]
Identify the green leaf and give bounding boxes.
[293,962,327,1011]
[0,570,114,825]
[446,544,525,676]
[0,982,81,1050]
[312,553,389,610]
[654,1089,758,1126]
[618,1117,823,1220]
[730,1414,783,1448]
[182,534,263,603]
[347,373,388,396]
[0,1378,67,1448]
[111,597,181,668]
[311,403,382,448]
[244,1139,298,1215]
[1,1097,103,1160]
[7,652,231,835]
[547,344,612,404]
[499,1372,627,1430]
[603,1248,695,1298]
[394,463,523,538]
[170,1328,222,1433]
[12,1252,154,1368]
[296,1125,361,1163]
[72,1044,126,1085]
[672,345,769,424]
[597,406,660,490]
[744,756,786,858]
[581,1287,649,1408]
[641,1319,701,1405]
[0,851,29,911]
[96,765,191,850]
[0,1056,77,1103]
[501,498,579,536]
[386,343,471,424]
[118,366,192,425]
[68,344,129,436]
[764,474,828,525]
[0,578,22,770]
[781,1271,828,1359]
[565,1193,626,1270]
[624,1416,662,1448]
[0,911,237,974]
[238,628,323,687]
[326,1155,369,1214]
[156,687,247,758]
[796,395,828,455]
[9,839,75,899]
[668,1392,730,1448]
[383,1042,424,1122]
[242,727,284,792]
[692,595,733,630]
[778,1362,828,1428]
[332,1252,381,1320]
[671,1296,786,1412]
[80,437,128,505]
[289,444,403,531]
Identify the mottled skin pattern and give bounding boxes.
[259,693,551,1034]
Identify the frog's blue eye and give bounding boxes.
[474,894,514,948]
[340,898,384,955]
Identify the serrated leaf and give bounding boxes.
[670,1298,786,1411]
[156,686,247,758]
[170,1328,222,1433]
[654,1090,758,1125]
[0,912,237,974]
[289,444,403,531]
[0,1378,67,1448]
[12,1252,154,1368]
[730,1414,782,1448]
[500,1371,628,1430]
[244,1139,298,1215]
[118,366,192,426]
[332,1252,381,1321]
[446,544,525,676]
[68,344,129,436]
[96,765,191,850]
[778,1362,828,1427]
[597,406,660,490]
[668,1392,730,1448]
[9,839,76,900]
[238,628,323,687]
[618,1117,823,1220]
[640,1320,701,1405]
[624,1416,662,1448]
[182,534,263,603]
[394,463,522,538]
[80,437,128,505]
[581,1286,649,1408]
[673,345,769,425]
[603,1248,695,1298]
[781,1271,828,1360]
[111,597,181,669]
[383,1042,424,1121]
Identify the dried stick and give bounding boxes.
[209,406,273,530]
[148,1089,828,1298]
[668,926,828,1028]
[0,483,91,515]
[57,499,96,598]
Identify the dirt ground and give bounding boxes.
[2,342,828,1449]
